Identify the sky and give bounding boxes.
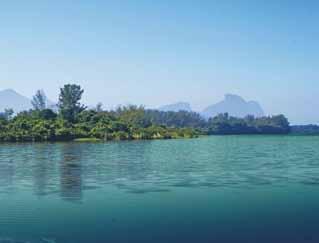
[0,0,318,124]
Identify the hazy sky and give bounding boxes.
[1,0,318,124]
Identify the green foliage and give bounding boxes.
[38,109,57,120]
[145,110,206,129]
[207,113,290,135]
[116,105,152,128]
[0,84,291,142]
[58,84,86,122]
[0,108,14,120]
[290,125,319,135]
[0,104,198,142]
[31,90,47,110]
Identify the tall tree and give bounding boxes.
[58,84,86,122]
[31,90,47,110]
[0,108,14,120]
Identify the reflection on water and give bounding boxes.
[60,144,83,202]
[0,136,319,201]
[1,136,319,243]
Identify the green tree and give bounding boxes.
[116,105,151,128]
[38,109,57,120]
[58,84,86,122]
[31,90,47,110]
[0,108,14,120]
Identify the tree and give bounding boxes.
[95,102,103,112]
[38,109,57,120]
[1,108,14,120]
[116,105,152,128]
[31,90,47,110]
[58,84,86,122]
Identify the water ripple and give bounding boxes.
[0,136,318,201]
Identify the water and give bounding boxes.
[0,135,319,243]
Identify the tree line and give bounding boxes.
[290,125,319,135]
[0,84,198,142]
[143,110,290,135]
[0,84,292,142]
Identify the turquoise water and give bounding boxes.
[1,136,319,243]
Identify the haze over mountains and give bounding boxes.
[0,89,264,119]
[201,94,264,118]
[0,89,32,112]
[159,94,265,119]
[0,89,55,113]
[159,102,192,113]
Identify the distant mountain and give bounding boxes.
[0,89,32,112]
[159,102,192,112]
[0,89,56,113]
[201,94,264,119]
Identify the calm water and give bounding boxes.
[1,136,319,243]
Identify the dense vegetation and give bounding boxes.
[0,85,198,142]
[206,113,290,135]
[0,84,293,142]
[144,110,290,135]
[144,110,207,129]
[290,125,319,135]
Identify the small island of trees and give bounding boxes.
[0,84,292,142]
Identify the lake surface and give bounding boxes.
[0,135,319,243]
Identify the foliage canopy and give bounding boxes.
[0,84,292,142]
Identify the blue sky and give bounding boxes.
[0,0,318,124]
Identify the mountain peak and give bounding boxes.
[224,94,246,103]
[1,88,19,94]
[0,89,32,112]
[202,94,264,119]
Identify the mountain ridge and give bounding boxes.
[201,94,265,119]
[0,89,32,112]
[0,89,265,119]
[0,89,56,112]
[158,94,264,118]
